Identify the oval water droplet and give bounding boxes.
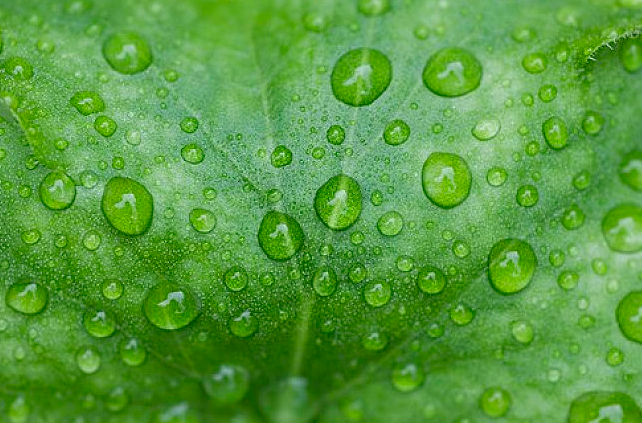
[181,144,205,164]
[143,282,200,330]
[617,292,642,344]
[258,211,305,261]
[101,177,154,236]
[417,266,446,294]
[358,0,390,15]
[472,118,501,141]
[511,320,534,344]
[542,117,568,150]
[326,125,346,145]
[488,239,537,294]
[479,387,511,417]
[83,309,116,338]
[76,346,101,374]
[331,48,392,107]
[377,211,403,236]
[102,279,124,300]
[314,174,362,231]
[271,145,293,168]
[70,91,104,116]
[568,391,642,423]
[391,363,424,392]
[383,119,410,145]
[620,151,642,191]
[422,48,482,97]
[620,38,642,73]
[224,266,248,292]
[363,280,391,307]
[602,204,642,253]
[119,337,147,366]
[203,364,250,404]
[312,266,337,297]
[6,282,47,315]
[522,52,547,73]
[189,208,216,233]
[230,309,258,338]
[103,32,152,74]
[362,331,388,351]
[516,185,538,207]
[39,171,76,210]
[582,111,604,135]
[422,152,472,208]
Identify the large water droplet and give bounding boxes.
[568,391,642,423]
[189,208,216,233]
[542,117,568,150]
[83,309,116,338]
[143,282,200,330]
[602,204,642,253]
[422,48,482,97]
[314,174,362,231]
[391,363,424,392]
[617,292,642,344]
[472,118,501,141]
[422,152,472,208]
[102,32,152,74]
[363,280,391,307]
[230,309,258,338]
[5,282,47,315]
[358,0,390,15]
[620,151,642,191]
[383,119,410,145]
[258,211,305,261]
[331,48,392,107]
[488,239,537,294]
[479,387,512,417]
[76,346,101,374]
[101,177,154,236]
[522,52,547,73]
[39,171,76,210]
[202,364,250,404]
[377,211,403,236]
[417,266,446,294]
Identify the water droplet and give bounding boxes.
[363,280,391,307]
[271,145,293,168]
[101,177,154,236]
[181,144,205,164]
[76,346,101,374]
[422,152,472,208]
[83,309,116,338]
[331,48,392,107]
[479,387,511,417]
[119,337,146,366]
[180,117,199,133]
[70,91,105,115]
[621,38,642,73]
[4,57,33,80]
[558,270,579,290]
[617,291,642,344]
[602,204,642,253]
[561,204,586,230]
[358,0,389,15]
[258,377,313,423]
[573,171,591,191]
[422,48,482,97]
[538,84,558,102]
[487,166,507,186]
[21,229,41,245]
[8,395,30,423]
[516,185,538,207]
[94,115,117,137]
[314,174,362,231]
[582,111,604,135]
[488,239,537,294]
[153,403,200,423]
[224,266,248,292]
[472,118,501,141]
[312,266,337,296]
[606,348,624,366]
[620,151,642,191]
[38,171,76,210]
[391,363,424,392]
[258,211,305,261]
[377,211,403,236]
[511,320,534,344]
[106,386,129,412]
[82,230,102,250]
[327,125,346,145]
[6,282,47,315]
[189,208,216,233]
[102,279,124,300]
[417,266,446,294]
[143,282,200,330]
[450,303,475,325]
[230,309,258,338]
[362,331,388,351]
[383,119,410,145]
[348,263,368,283]
[203,364,250,404]
[102,32,152,74]
[542,117,569,150]
[303,13,327,32]
[568,391,642,423]
[522,52,547,73]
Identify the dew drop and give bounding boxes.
[331,48,392,107]
[358,0,389,15]
[76,346,100,374]
[119,337,147,366]
[224,266,248,292]
[363,280,391,307]
[391,363,424,392]
[488,239,537,294]
[582,111,604,135]
[202,364,250,404]
[383,119,410,145]
[619,151,642,191]
[314,174,362,231]
[101,177,154,236]
[258,211,305,261]
[472,118,501,141]
[102,32,152,74]
[189,208,216,233]
[522,52,547,73]
[417,266,446,294]
[271,145,293,168]
[143,282,200,330]
[4,57,33,80]
[422,152,472,208]
[312,266,337,297]
[542,117,569,150]
[561,204,586,230]
[70,91,105,115]
[362,331,388,351]
[106,386,129,412]
[377,211,403,236]
[230,309,258,338]
[83,309,116,338]
[102,279,124,300]
[511,320,534,344]
[181,144,205,164]
[94,116,117,137]
[487,166,508,186]
[6,282,48,315]
[538,84,557,102]
[326,125,346,145]
[568,391,642,423]
[602,204,642,253]
[620,38,642,73]
[479,387,512,417]
[422,48,482,97]
[516,185,538,207]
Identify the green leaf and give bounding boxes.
[0,0,641,422]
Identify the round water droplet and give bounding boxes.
[620,151,642,191]
[606,348,624,367]
[39,171,76,210]
[472,118,501,141]
[363,280,391,307]
[83,310,116,338]
[617,292,642,343]
[602,204,642,253]
[362,331,388,351]
[102,177,154,236]
[568,391,642,423]
[377,211,403,236]
[94,116,117,137]
[180,117,199,133]
[119,337,147,366]
[620,38,642,73]
[383,119,410,145]
[522,52,547,73]
[331,48,392,107]
[4,57,33,80]
[358,0,389,15]
[582,111,604,135]
[102,279,124,300]
[422,152,472,208]
[349,263,368,283]
[143,282,200,330]
[103,32,152,74]
[538,84,557,102]
[423,48,482,97]
[203,364,250,404]
[76,346,101,374]
[314,174,362,231]
[450,303,475,325]
[561,204,586,230]
[106,386,129,412]
[6,282,47,315]
[480,387,511,417]
[258,211,305,261]
[488,239,537,294]
[558,270,579,290]
[230,309,258,338]
[542,117,568,150]
[516,185,538,207]
[83,230,102,251]
[391,363,424,392]
[70,91,104,115]
[326,125,346,145]
[312,266,337,296]
[224,266,248,292]
[487,166,507,186]
[271,145,293,168]
[511,320,534,344]
[417,266,446,294]
[181,144,205,164]
[189,208,216,233]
